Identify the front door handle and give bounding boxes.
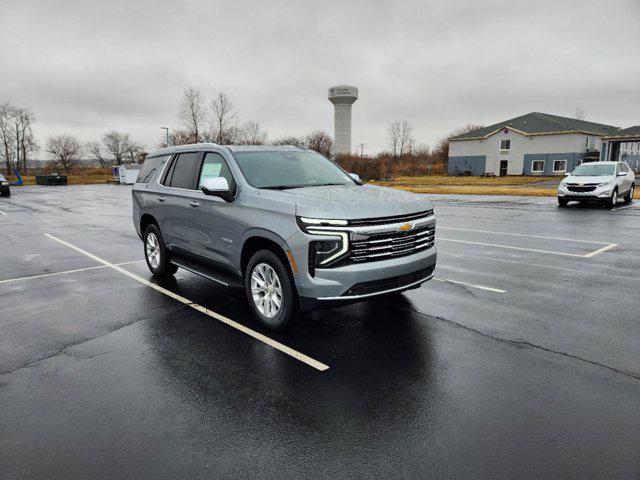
[189,201,200,208]
[157,197,166,202]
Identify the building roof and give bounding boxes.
[449,112,621,141]
[601,125,640,140]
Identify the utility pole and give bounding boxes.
[161,127,169,147]
[357,143,365,157]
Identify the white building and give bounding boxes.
[448,112,620,176]
[600,126,640,172]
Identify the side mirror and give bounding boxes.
[201,177,233,201]
[617,171,626,176]
[349,173,362,183]
[564,172,571,176]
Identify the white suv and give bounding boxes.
[557,161,635,207]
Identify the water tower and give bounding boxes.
[328,85,358,156]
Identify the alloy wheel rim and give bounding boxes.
[613,191,618,205]
[146,232,160,268]
[250,263,283,318]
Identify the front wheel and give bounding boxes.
[609,188,619,208]
[624,184,635,203]
[143,224,178,278]
[245,249,299,330]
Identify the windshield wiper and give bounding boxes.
[260,184,310,190]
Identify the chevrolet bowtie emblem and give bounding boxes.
[399,223,414,232]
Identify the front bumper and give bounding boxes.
[295,245,437,310]
[558,184,612,200]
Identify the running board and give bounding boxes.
[170,258,243,288]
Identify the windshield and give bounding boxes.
[571,164,615,176]
[232,150,356,189]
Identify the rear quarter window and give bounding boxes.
[136,155,169,184]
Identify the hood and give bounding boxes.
[565,175,612,184]
[258,184,433,219]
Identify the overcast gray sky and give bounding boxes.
[1,0,639,155]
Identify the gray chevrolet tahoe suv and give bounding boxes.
[132,143,436,329]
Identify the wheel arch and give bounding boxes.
[240,231,294,280]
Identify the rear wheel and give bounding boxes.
[143,224,178,278]
[558,197,568,206]
[608,188,618,208]
[245,249,299,330]
[624,184,634,203]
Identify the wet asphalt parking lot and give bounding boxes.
[1,185,639,479]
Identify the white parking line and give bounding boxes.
[44,234,329,372]
[0,260,143,285]
[438,238,617,258]
[611,202,638,212]
[0,210,7,216]
[438,226,611,245]
[434,277,506,293]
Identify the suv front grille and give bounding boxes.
[566,184,597,192]
[343,265,435,297]
[348,209,433,226]
[349,224,435,263]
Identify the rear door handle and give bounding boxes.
[189,201,200,208]
[157,197,166,202]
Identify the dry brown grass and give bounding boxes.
[373,175,558,187]
[388,185,558,197]
[7,167,113,186]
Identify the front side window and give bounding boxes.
[163,152,199,189]
[532,160,544,173]
[232,150,355,189]
[572,163,615,176]
[500,139,511,151]
[618,163,629,173]
[198,152,235,190]
[553,159,567,173]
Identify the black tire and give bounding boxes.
[245,249,299,330]
[558,197,568,206]
[143,224,178,278]
[608,188,619,208]
[623,184,634,203]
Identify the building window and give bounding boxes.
[553,159,567,173]
[500,139,511,151]
[532,160,545,173]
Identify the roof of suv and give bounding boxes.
[148,143,306,157]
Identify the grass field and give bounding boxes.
[371,174,639,198]
[7,168,114,186]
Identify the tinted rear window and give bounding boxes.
[166,152,199,189]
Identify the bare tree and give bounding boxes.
[102,130,132,165]
[0,102,15,175]
[0,103,38,174]
[574,108,586,120]
[210,92,237,144]
[387,120,415,157]
[177,87,207,143]
[125,140,144,163]
[273,135,306,148]
[238,120,268,145]
[305,130,334,157]
[46,135,83,172]
[166,129,195,146]
[86,141,107,167]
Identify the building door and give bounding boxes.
[499,160,508,176]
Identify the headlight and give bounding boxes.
[297,217,349,267]
[597,180,611,187]
[0,181,8,186]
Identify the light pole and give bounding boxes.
[161,127,169,147]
